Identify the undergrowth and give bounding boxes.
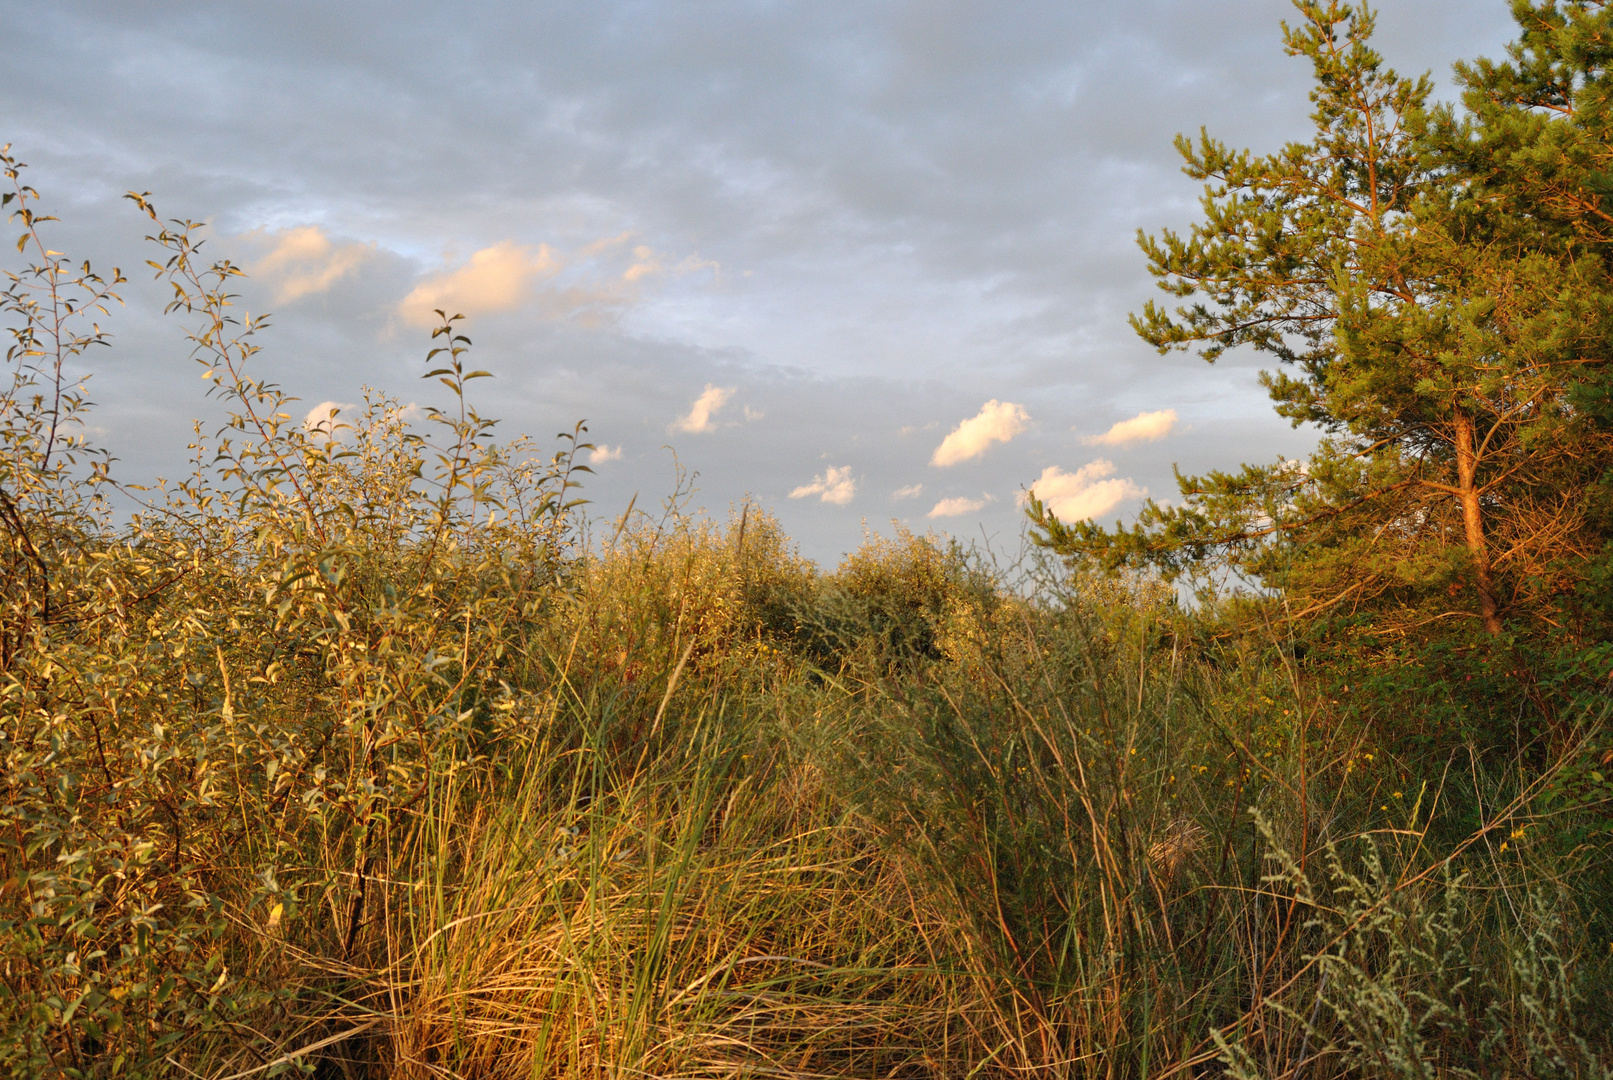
[1,152,1610,1079]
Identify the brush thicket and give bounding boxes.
[2,160,1609,1078]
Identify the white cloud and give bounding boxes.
[932,400,1031,466]
[622,244,660,283]
[670,384,735,434]
[1083,408,1177,447]
[389,232,717,331]
[304,400,357,440]
[927,495,987,518]
[399,240,561,326]
[583,234,715,282]
[677,254,721,280]
[580,231,634,255]
[588,444,623,464]
[250,226,373,303]
[790,465,856,505]
[1028,461,1146,522]
[893,483,924,499]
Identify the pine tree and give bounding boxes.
[1032,0,1613,652]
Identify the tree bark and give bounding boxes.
[1454,411,1504,635]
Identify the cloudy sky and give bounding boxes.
[4,0,1519,566]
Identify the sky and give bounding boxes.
[2,0,1521,567]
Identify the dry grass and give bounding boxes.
[372,741,948,1079]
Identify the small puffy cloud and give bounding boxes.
[588,444,623,464]
[397,234,717,328]
[743,405,765,422]
[1083,408,1177,447]
[677,254,721,279]
[932,400,1031,466]
[304,400,357,440]
[305,400,419,440]
[399,241,560,326]
[580,231,634,256]
[790,465,856,505]
[251,226,373,303]
[927,495,987,518]
[893,483,924,500]
[671,384,735,434]
[622,244,660,283]
[583,234,715,281]
[1028,460,1146,522]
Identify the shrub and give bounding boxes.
[0,159,590,1076]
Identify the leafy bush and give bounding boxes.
[0,156,590,1076]
[793,525,998,668]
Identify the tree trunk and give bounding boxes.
[1454,411,1504,635]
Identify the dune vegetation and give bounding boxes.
[5,5,1613,1077]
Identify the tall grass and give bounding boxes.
[297,525,1611,1079]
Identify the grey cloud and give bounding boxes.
[1,0,1520,563]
